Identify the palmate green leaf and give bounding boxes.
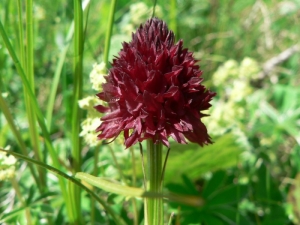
[167,171,250,225]
[273,84,300,113]
[39,204,54,215]
[212,206,252,225]
[202,170,227,198]
[206,184,248,207]
[0,191,57,223]
[165,134,243,183]
[201,214,224,225]
[0,206,27,223]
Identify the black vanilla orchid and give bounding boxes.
[95,18,216,148]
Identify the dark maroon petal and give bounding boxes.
[125,98,143,115]
[94,105,110,113]
[101,109,122,122]
[96,92,107,101]
[143,91,161,112]
[169,127,187,144]
[125,131,139,148]
[158,129,169,147]
[163,86,179,98]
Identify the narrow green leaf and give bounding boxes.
[75,172,144,197]
[103,0,117,65]
[46,22,74,130]
[0,93,39,187]
[75,172,204,207]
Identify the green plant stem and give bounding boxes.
[17,0,25,68]
[72,0,84,223]
[46,22,74,130]
[0,93,41,190]
[73,0,84,173]
[103,0,117,65]
[11,177,32,224]
[91,146,100,225]
[152,0,157,18]
[139,143,149,224]
[130,147,138,225]
[25,0,34,88]
[107,144,125,182]
[146,140,163,225]
[169,0,177,35]
[24,0,45,187]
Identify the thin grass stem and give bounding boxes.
[169,0,177,35]
[161,147,170,187]
[71,0,85,223]
[24,0,45,187]
[107,144,126,183]
[11,177,32,224]
[103,0,117,66]
[0,93,40,190]
[130,147,138,225]
[91,145,100,225]
[46,22,74,130]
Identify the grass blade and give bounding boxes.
[0,93,40,190]
[103,0,117,65]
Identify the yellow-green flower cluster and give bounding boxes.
[204,57,260,144]
[79,63,106,147]
[122,2,163,35]
[0,146,17,181]
[89,62,106,92]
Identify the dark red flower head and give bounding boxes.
[95,18,216,148]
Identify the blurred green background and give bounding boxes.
[0,0,300,224]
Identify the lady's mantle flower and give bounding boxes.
[79,62,106,147]
[95,18,215,148]
[0,146,17,181]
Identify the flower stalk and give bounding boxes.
[146,140,163,225]
[94,17,215,224]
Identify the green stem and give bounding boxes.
[91,146,100,225]
[130,147,138,225]
[11,177,32,225]
[103,0,117,66]
[146,140,163,225]
[169,0,177,35]
[73,0,84,173]
[0,93,40,190]
[107,144,125,182]
[139,143,148,224]
[72,0,84,223]
[25,0,45,187]
[46,21,74,130]
[152,0,157,18]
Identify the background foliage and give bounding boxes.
[0,0,299,224]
